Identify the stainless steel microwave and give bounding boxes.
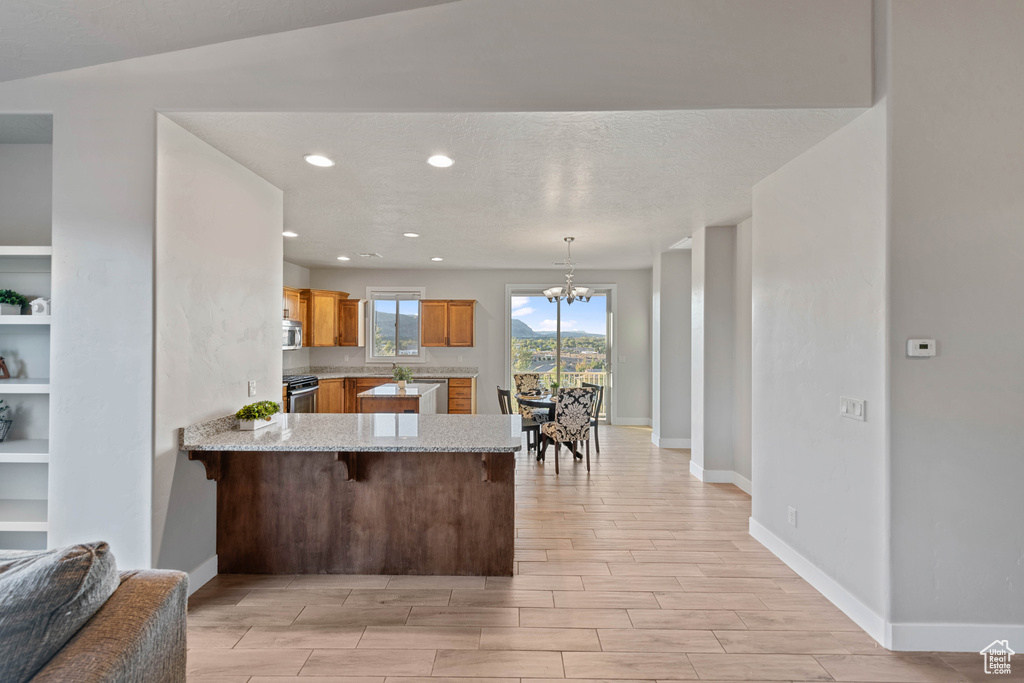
[283,320,302,350]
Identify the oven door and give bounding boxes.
[288,385,318,413]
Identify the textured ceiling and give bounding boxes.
[0,114,52,143]
[169,110,863,270]
[0,0,458,82]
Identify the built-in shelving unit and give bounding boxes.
[0,247,52,548]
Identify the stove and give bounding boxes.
[283,375,319,413]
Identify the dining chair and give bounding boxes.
[498,386,541,453]
[512,373,551,424]
[540,387,596,474]
[581,381,604,454]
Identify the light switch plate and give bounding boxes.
[840,396,866,421]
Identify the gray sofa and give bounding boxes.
[29,569,188,683]
[0,543,188,683]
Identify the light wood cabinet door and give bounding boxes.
[309,290,339,346]
[447,300,475,347]
[282,288,302,321]
[318,378,345,413]
[338,299,365,347]
[420,300,449,346]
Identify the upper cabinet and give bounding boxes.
[337,299,365,347]
[420,300,476,347]
[282,287,362,348]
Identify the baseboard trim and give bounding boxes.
[616,417,652,427]
[732,472,752,494]
[889,622,1024,653]
[748,518,888,647]
[188,554,218,595]
[651,433,691,448]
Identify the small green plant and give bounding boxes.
[392,365,414,383]
[0,399,10,420]
[235,400,280,422]
[549,381,560,392]
[0,290,28,308]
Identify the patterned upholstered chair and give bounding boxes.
[540,387,596,474]
[498,386,541,453]
[512,373,551,424]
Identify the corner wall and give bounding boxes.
[154,117,283,581]
[652,250,692,446]
[750,103,889,631]
[887,0,1024,647]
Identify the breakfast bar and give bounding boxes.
[181,413,521,576]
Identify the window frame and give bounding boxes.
[364,286,427,363]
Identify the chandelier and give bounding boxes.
[544,237,593,305]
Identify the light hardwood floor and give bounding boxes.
[186,426,984,682]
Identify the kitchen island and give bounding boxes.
[357,382,439,414]
[181,413,520,576]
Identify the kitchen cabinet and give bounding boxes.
[337,299,365,347]
[309,290,340,346]
[318,378,345,413]
[448,377,476,414]
[420,300,476,347]
[346,377,392,412]
[282,287,302,321]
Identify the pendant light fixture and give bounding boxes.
[544,237,593,305]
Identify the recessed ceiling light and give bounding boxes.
[403,232,420,238]
[282,231,298,237]
[337,256,350,261]
[427,155,453,168]
[430,257,444,262]
[304,154,335,167]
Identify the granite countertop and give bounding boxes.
[288,366,479,380]
[181,413,522,453]
[357,383,439,398]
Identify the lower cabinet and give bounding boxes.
[346,377,392,412]
[448,378,476,414]
[318,378,345,413]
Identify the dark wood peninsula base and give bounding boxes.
[189,449,515,576]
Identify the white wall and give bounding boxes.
[733,217,752,484]
[154,117,283,574]
[651,250,692,445]
[308,267,651,423]
[691,226,737,478]
[887,0,1024,644]
[283,261,311,372]
[751,104,888,623]
[0,144,52,246]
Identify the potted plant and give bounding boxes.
[235,400,280,431]
[392,364,414,389]
[548,380,560,393]
[0,399,11,442]
[0,290,28,316]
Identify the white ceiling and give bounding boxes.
[170,110,863,270]
[0,0,458,83]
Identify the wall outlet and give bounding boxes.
[248,380,256,397]
[458,355,464,362]
[788,506,797,527]
[840,396,866,421]
[618,355,626,363]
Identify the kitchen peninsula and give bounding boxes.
[181,413,520,576]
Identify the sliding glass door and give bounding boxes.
[509,288,611,421]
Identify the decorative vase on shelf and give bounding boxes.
[0,419,13,442]
[0,304,20,316]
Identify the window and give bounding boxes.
[366,288,424,362]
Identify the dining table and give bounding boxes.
[515,392,582,459]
